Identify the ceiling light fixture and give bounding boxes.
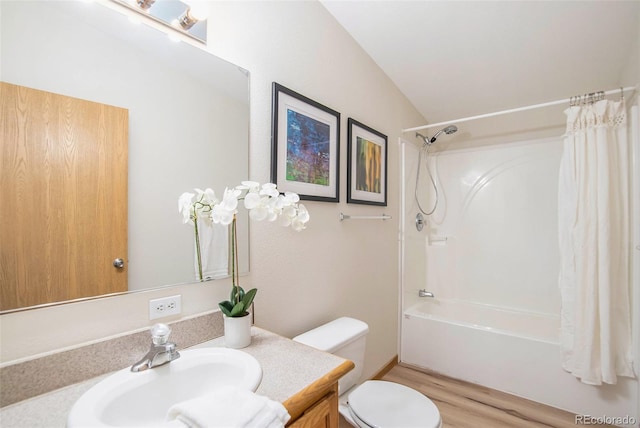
[109,0,208,44]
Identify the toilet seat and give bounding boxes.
[347,380,441,428]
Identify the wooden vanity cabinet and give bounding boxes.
[284,360,352,428]
[288,383,339,427]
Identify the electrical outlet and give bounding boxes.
[149,295,181,320]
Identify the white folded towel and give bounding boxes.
[167,387,290,428]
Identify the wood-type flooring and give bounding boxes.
[339,364,615,428]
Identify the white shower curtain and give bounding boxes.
[558,99,634,385]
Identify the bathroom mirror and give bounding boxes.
[0,0,249,312]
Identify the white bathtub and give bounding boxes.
[401,299,638,426]
[405,298,559,343]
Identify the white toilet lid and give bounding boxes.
[348,380,441,428]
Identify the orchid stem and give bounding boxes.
[193,214,203,282]
[231,215,240,305]
[234,215,240,301]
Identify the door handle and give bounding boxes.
[113,258,125,269]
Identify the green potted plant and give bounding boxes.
[217,213,257,348]
[180,182,309,347]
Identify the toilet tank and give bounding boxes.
[292,317,369,394]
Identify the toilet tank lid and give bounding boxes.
[292,317,369,353]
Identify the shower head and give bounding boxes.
[444,125,458,134]
[415,125,458,146]
[430,125,458,143]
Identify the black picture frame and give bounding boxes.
[347,118,388,206]
[271,82,340,202]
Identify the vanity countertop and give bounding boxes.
[0,327,354,427]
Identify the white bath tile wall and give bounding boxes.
[400,139,427,311]
[421,138,563,316]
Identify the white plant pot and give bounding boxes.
[223,314,252,349]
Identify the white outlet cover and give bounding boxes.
[149,295,182,320]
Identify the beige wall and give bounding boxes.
[206,0,424,379]
[620,4,639,87]
[1,0,424,381]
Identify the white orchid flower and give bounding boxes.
[291,204,310,231]
[236,181,260,192]
[195,188,218,224]
[276,194,291,209]
[278,202,310,231]
[243,191,261,210]
[211,205,234,225]
[245,193,273,221]
[211,187,240,225]
[282,192,300,205]
[279,205,296,227]
[270,197,284,221]
[249,203,269,221]
[179,182,309,293]
[222,187,241,208]
[260,182,280,198]
[297,203,310,222]
[180,182,308,229]
[178,192,195,223]
[244,185,280,222]
[195,187,217,205]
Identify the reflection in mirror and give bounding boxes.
[0,0,249,312]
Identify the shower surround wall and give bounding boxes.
[399,136,638,423]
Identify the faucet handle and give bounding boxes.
[151,323,172,345]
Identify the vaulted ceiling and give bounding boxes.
[321,1,639,142]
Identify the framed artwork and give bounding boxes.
[271,82,340,202]
[347,118,387,206]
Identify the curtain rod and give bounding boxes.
[403,86,637,133]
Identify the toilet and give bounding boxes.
[293,317,442,428]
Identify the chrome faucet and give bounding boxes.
[131,323,180,372]
[418,289,435,298]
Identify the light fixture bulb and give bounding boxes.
[136,0,156,10]
[177,9,198,30]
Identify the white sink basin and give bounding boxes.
[67,347,262,427]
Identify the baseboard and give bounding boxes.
[371,355,398,380]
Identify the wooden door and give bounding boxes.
[0,82,128,311]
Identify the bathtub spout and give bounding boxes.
[419,289,435,298]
